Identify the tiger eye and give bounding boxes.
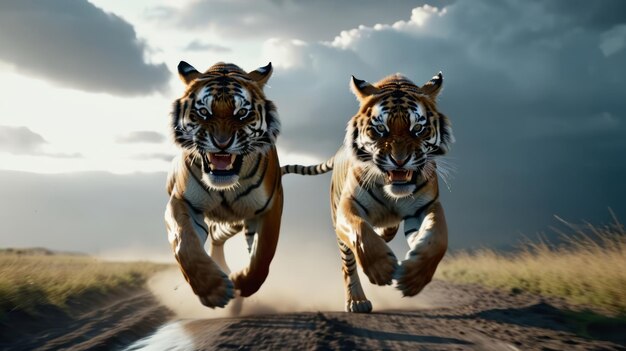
[199,108,209,116]
[237,108,248,117]
[376,124,386,132]
[413,124,424,135]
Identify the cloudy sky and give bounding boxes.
[0,0,624,265]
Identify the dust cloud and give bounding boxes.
[146,233,433,319]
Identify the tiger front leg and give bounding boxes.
[230,190,283,297]
[336,198,399,287]
[165,196,234,308]
[396,201,448,296]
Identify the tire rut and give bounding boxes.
[3,290,172,351]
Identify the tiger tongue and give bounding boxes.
[208,153,234,170]
[389,170,412,183]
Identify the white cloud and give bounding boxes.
[330,5,447,49]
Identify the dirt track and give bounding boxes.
[126,280,626,351]
[2,280,625,350]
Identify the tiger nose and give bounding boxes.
[212,134,233,149]
[390,154,409,167]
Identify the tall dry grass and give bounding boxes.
[0,250,167,314]
[436,212,626,314]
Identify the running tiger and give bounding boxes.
[165,61,283,308]
[283,72,454,313]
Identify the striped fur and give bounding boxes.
[287,72,454,313]
[165,61,283,309]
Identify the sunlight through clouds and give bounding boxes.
[0,69,175,173]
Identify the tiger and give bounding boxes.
[282,72,454,313]
[165,61,283,308]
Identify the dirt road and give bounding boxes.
[125,279,625,351]
[2,271,624,350]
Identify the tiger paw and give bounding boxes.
[186,262,234,308]
[230,267,269,297]
[346,299,372,313]
[395,252,441,297]
[355,232,398,286]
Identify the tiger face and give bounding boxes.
[171,61,280,189]
[346,73,454,198]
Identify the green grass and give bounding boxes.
[0,249,168,315]
[436,213,626,315]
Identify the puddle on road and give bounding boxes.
[124,321,195,351]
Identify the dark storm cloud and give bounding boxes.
[163,0,453,40]
[268,0,626,247]
[183,40,232,53]
[116,131,166,144]
[0,0,170,96]
[541,1,626,30]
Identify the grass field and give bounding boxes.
[436,214,626,315]
[0,249,168,315]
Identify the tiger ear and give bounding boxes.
[420,71,443,99]
[350,76,380,102]
[178,61,201,85]
[248,62,273,87]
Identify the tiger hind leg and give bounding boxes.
[337,239,372,313]
[230,189,283,297]
[376,225,399,243]
[207,221,246,314]
[208,222,243,274]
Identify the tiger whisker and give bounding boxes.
[426,154,456,191]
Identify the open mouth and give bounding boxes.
[201,152,243,176]
[386,169,414,184]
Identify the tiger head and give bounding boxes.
[171,61,280,189]
[346,72,454,198]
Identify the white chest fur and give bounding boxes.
[181,161,271,223]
